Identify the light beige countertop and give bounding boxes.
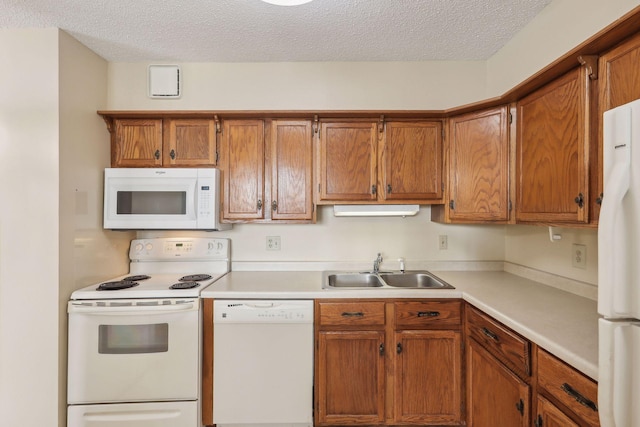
[202,270,599,381]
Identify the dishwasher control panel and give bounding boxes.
[213,300,313,323]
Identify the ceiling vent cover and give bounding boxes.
[148,65,181,98]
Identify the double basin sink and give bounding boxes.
[323,271,454,290]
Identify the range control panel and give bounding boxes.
[129,237,230,261]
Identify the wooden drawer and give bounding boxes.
[317,301,385,328]
[394,300,461,329]
[466,305,530,377]
[537,348,599,426]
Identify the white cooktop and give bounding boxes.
[71,237,230,300]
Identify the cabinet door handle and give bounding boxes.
[154,149,161,159]
[257,199,263,210]
[417,311,440,317]
[449,200,455,210]
[516,399,525,415]
[596,193,603,205]
[561,383,598,412]
[272,200,278,211]
[534,414,543,427]
[371,185,377,195]
[396,343,402,354]
[170,149,176,160]
[574,193,584,208]
[481,327,499,341]
[379,343,385,356]
[341,312,364,317]
[387,184,392,194]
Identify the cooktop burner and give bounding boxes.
[179,274,212,282]
[97,281,140,291]
[122,274,151,282]
[170,281,200,290]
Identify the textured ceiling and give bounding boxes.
[0,0,552,62]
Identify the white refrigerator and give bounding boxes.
[598,98,640,427]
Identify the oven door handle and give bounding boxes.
[68,301,196,315]
[83,409,183,421]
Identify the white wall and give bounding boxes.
[486,0,640,96]
[58,31,133,427]
[108,61,487,110]
[0,28,61,426]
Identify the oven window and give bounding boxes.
[116,191,186,215]
[98,324,169,354]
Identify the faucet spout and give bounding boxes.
[373,253,383,273]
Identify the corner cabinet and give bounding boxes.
[516,64,593,224]
[315,299,462,426]
[432,106,511,223]
[108,117,217,167]
[317,120,443,204]
[465,305,531,427]
[218,119,315,223]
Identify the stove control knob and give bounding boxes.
[134,243,144,253]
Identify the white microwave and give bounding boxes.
[103,168,231,231]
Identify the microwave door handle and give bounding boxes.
[68,302,196,315]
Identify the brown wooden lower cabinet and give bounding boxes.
[535,395,580,427]
[466,337,531,427]
[314,299,463,426]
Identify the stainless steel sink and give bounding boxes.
[323,271,454,290]
[379,272,454,289]
[326,273,384,288]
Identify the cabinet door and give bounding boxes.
[382,121,442,201]
[447,107,510,222]
[220,120,264,220]
[535,395,580,427]
[316,331,385,425]
[318,121,378,202]
[516,66,590,224]
[393,330,462,425]
[270,120,314,220]
[165,119,216,167]
[112,119,163,167]
[467,338,530,427]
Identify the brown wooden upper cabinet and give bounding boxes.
[269,120,314,221]
[218,119,314,223]
[516,65,592,224]
[111,118,216,167]
[317,120,443,204]
[433,106,510,223]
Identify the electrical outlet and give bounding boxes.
[572,244,586,269]
[266,236,281,251]
[439,235,448,250]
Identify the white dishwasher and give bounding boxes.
[213,300,314,427]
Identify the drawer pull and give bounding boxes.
[341,312,364,317]
[481,327,500,341]
[561,383,598,412]
[417,311,440,317]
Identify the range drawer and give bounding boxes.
[394,300,461,329]
[537,348,599,426]
[317,301,385,328]
[465,305,530,377]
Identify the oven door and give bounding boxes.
[67,299,200,404]
[67,401,197,427]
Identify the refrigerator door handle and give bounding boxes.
[599,106,632,317]
[599,319,640,427]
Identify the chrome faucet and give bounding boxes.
[373,253,383,273]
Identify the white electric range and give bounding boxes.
[67,237,230,427]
